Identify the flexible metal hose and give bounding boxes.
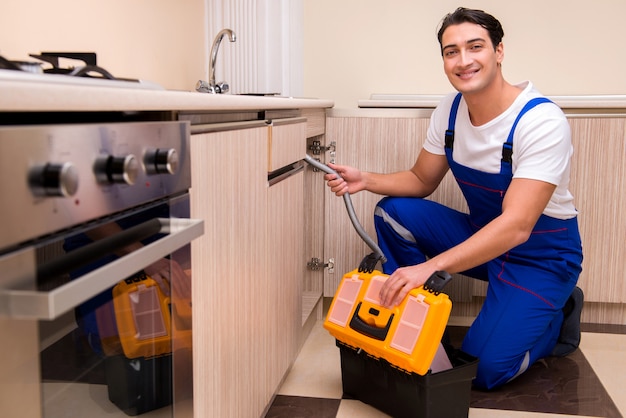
[303,154,387,264]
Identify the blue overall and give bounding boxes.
[374,93,583,389]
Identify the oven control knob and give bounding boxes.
[145,148,178,175]
[28,162,79,197]
[97,154,140,185]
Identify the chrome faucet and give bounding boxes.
[196,29,237,94]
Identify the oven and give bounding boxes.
[0,114,203,416]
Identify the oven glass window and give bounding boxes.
[37,198,193,417]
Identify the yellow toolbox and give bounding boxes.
[112,272,173,359]
[324,269,452,375]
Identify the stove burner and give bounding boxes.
[1,52,124,81]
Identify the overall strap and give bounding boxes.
[501,97,553,165]
[445,93,463,150]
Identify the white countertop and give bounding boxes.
[359,93,626,109]
[0,70,334,112]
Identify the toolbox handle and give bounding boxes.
[349,302,394,341]
[423,271,453,295]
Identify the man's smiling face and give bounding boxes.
[441,22,504,97]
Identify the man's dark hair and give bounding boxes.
[437,7,504,55]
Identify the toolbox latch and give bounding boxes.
[423,271,452,295]
[358,252,384,274]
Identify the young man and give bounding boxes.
[324,7,583,390]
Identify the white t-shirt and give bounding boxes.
[424,81,577,220]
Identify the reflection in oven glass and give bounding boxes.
[38,201,193,417]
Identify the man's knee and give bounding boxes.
[470,350,531,390]
[375,196,404,215]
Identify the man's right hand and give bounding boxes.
[324,163,365,196]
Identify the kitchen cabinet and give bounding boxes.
[321,111,626,325]
[0,71,333,418]
[568,117,626,305]
[189,118,308,417]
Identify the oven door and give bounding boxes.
[0,195,203,418]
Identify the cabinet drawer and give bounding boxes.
[269,118,307,172]
[301,108,326,138]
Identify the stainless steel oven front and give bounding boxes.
[0,120,203,418]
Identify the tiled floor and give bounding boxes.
[41,303,626,418]
[266,314,626,418]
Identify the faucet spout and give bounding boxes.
[206,28,236,93]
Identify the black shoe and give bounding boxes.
[551,286,584,357]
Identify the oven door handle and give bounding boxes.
[0,218,204,320]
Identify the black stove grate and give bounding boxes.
[0,51,130,81]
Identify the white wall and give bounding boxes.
[303,0,626,108]
[0,0,303,97]
[206,0,303,96]
[1,0,206,91]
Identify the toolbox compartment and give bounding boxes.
[324,269,452,375]
[337,339,478,418]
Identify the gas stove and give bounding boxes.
[0,53,186,252]
[0,51,164,90]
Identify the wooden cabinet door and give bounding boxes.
[190,126,269,418]
[569,117,626,303]
[267,168,304,386]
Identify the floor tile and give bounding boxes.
[468,409,595,418]
[469,350,620,417]
[265,395,340,418]
[579,332,626,415]
[277,323,343,399]
[445,326,623,417]
[336,399,391,417]
[270,319,626,418]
